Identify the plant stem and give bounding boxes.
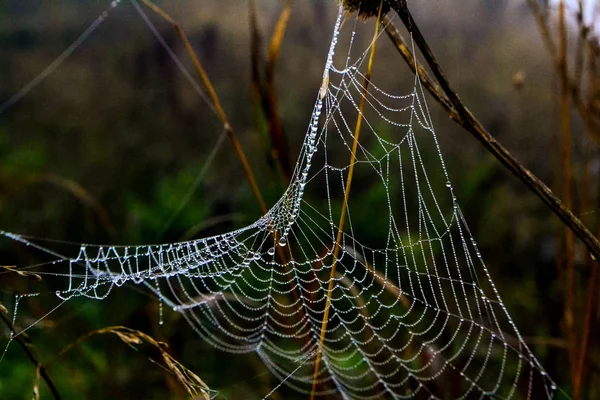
[310,3,384,398]
[558,2,577,394]
[0,312,62,400]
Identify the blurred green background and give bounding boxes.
[0,0,598,399]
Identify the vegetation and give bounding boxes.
[1,1,599,398]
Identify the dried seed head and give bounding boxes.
[339,0,390,19]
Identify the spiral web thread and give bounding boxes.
[1,3,559,399]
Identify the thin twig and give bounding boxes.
[573,39,600,400]
[310,3,384,398]
[574,257,598,399]
[0,312,62,400]
[558,2,577,392]
[386,0,600,263]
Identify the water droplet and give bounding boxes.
[111,0,118,7]
[278,237,287,247]
[445,180,452,188]
[267,247,276,256]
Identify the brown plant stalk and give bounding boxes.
[573,37,600,400]
[0,311,62,400]
[558,1,577,392]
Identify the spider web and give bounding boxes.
[1,2,558,399]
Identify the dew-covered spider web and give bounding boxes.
[1,2,559,399]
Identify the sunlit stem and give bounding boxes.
[310,3,384,398]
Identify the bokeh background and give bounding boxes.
[1,0,599,399]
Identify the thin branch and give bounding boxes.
[386,0,600,263]
[558,1,578,393]
[573,43,600,400]
[574,258,598,399]
[0,312,62,400]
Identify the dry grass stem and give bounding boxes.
[0,312,62,400]
[557,2,577,391]
[54,326,212,399]
[1,265,42,281]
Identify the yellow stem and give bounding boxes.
[310,3,383,398]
